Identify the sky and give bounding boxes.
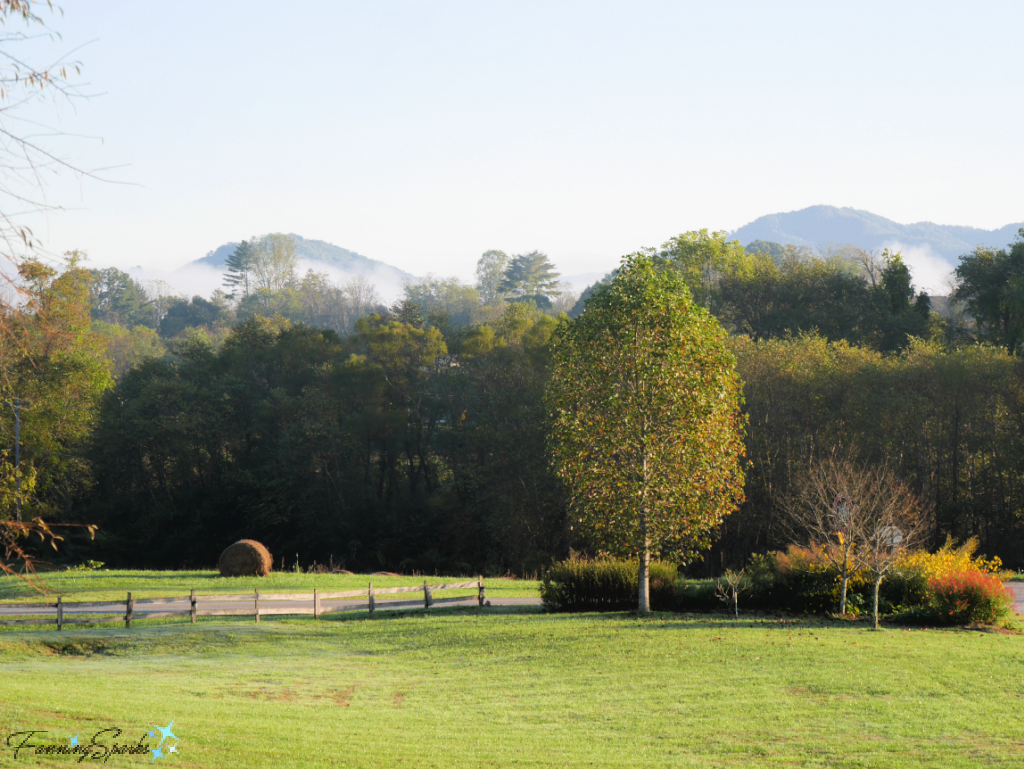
[8,1,1024,291]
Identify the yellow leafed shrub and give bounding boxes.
[897,536,1009,581]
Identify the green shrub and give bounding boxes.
[877,565,929,614]
[742,548,848,614]
[541,557,678,611]
[65,560,106,572]
[672,580,719,612]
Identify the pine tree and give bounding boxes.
[223,239,256,299]
[498,251,561,300]
[390,298,424,327]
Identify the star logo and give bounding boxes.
[151,747,163,762]
[168,744,177,754]
[69,735,80,746]
[153,722,177,747]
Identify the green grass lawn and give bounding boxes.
[0,607,1021,768]
[0,570,540,604]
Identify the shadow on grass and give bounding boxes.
[2,603,984,644]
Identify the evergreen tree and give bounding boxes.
[498,251,561,300]
[390,298,424,327]
[223,239,256,299]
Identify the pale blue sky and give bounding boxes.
[17,1,1024,284]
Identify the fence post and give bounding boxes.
[57,596,63,631]
[368,582,375,614]
[190,589,196,625]
[478,576,485,607]
[126,592,133,629]
[255,589,260,623]
[314,588,319,620]
[424,579,432,609]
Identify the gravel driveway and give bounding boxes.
[1008,582,1024,616]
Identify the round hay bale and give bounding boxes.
[218,540,273,577]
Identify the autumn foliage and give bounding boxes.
[547,254,746,612]
[926,571,1013,625]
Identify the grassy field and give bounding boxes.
[0,606,1021,768]
[0,570,540,605]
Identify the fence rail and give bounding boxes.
[0,579,488,630]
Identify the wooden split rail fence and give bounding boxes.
[0,579,487,630]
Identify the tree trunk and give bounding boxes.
[839,564,849,616]
[872,576,883,630]
[732,589,738,618]
[638,529,651,615]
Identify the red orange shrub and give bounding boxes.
[927,570,1013,625]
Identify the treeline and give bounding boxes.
[81,314,1024,572]
[577,232,940,352]
[86,308,565,573]
[724,335,1024,572]
[3,229,1024,572]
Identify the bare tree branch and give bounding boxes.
[1,516,97,594]
[781,449,932,625]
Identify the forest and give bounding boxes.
[2,229,1023,573]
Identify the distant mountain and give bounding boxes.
[182,233,415,283]
[730,206,1023,260]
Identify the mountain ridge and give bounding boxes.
[729,206,1023,260]
[181,233,415,282]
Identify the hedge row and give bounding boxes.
[540,541,1015,626]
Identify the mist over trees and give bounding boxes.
[4,227,1024,573]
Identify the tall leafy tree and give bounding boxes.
[498,251,561,302]
[660,230,746,314]
[159,295,229,338]
[716,248,930,351]
[745,240,785,260]
[225,234,300,299]
[1,253,111,522]
[88,268,153,328]
[474,249,510,305]
[402,276,481,329]
[874,250,932,351]
[547,254,746,613]
[879,251,915,314]
[91,322,166,379]
[954,229,1024,351]
[251,234,300,293]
